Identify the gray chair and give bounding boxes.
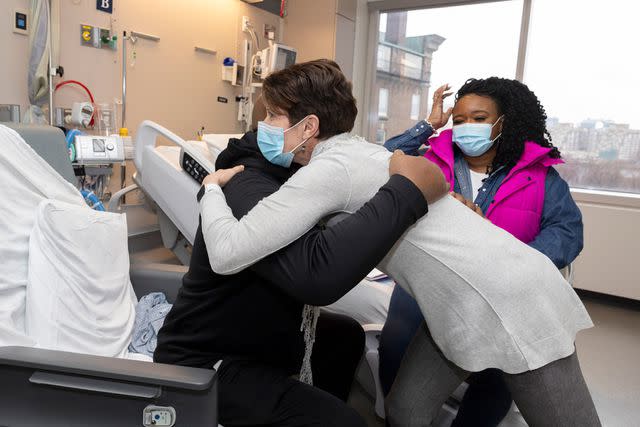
[0,123,218,426]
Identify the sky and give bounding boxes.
[385,0,640,129]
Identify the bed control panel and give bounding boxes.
[179,141,216,184]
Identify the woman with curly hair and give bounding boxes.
[381,77,584,426]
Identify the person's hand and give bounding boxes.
[450,192,484,217]
[202,165,245,187]
[389,150,449,204]
[427,84,453,130]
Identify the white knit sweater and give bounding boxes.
[200,133,593,374]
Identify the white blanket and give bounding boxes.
[26,199,137,358]
[0,124,84,346]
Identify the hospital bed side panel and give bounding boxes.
[141,145,200,244]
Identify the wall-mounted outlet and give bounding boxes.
[264,24,275,40]
[241,16,250,32]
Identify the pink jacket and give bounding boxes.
[424,129,564,243]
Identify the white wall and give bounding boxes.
[0,0,30,112]
[3,0,281,137]
[54,0,281,139]
[283,0,337,62]
[573,192,640,300]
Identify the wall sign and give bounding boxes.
[97,0,113,14]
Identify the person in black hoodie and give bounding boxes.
[155,119,446,425]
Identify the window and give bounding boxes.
[524,0,640,194]
[378,88,389,119]
[410,93,420,120]
[379,12,387,39]
[401,52,423,80]
[368,2,522,145]
[377,45,391,72]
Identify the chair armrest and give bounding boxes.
[130,263,188,303]
[0,346,215,391]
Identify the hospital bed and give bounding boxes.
[0,123,219,426]
[107,120,241,265]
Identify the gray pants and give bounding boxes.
[386,322,601,427]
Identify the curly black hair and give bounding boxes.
[456,77,560,173]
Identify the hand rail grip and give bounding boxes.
[135,120,188,172]
[30,371,161,399]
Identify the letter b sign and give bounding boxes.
[97,0,113,14]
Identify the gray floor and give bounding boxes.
[576,296,640,427]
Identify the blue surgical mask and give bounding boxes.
[452,115,504,157]
[257,117,309,168]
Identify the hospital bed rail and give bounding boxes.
[110,120,220,265]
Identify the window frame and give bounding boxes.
[362,0,527,144]
[360,0,640,198]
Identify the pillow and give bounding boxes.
[0,124,84,346]
[26,199,137,358]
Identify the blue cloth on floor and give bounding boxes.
[128,292,173,357]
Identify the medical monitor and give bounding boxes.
[260,43,297,78]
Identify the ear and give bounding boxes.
[303,114,320,139]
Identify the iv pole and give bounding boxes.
[48,0,54,125]
[122,31,127,130]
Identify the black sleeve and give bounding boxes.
[221,169,427,306]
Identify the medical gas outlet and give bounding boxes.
[80,24,117,50]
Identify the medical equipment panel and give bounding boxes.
[257,43,297,79]
[75,135,125,164]
[179,141,216,184]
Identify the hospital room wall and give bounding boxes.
[283,0,370,136]
[1,0,281,195]
[282,0,364,133]
[0,0,30,110]
[2,1,281,138]
[52,0,282,139]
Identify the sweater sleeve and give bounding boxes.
[250,174,428,305]
[528,168,584,269]
[200,155,352,275]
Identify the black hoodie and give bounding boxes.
[154,132,428,373]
